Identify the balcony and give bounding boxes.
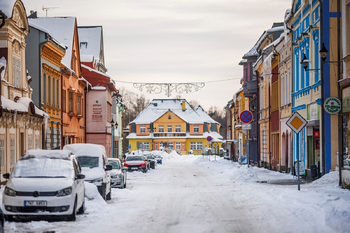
[153,132,186,137]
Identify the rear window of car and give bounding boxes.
[108,160,120,169]
[77,156,99,168]
[126,156,143,161]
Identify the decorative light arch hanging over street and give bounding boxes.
[132,82,205,97]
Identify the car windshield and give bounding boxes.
[126,156,143,161]
[12,158,73,178]
[108,160,120,169]
[77,156,99,168]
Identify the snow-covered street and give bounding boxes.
[3,154,350,233]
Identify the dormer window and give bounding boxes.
[80,42,88,49]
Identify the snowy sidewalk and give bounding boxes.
[193,155,350,233]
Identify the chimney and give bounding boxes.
[182,101,186,111]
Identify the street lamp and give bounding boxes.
[148,127,156,151]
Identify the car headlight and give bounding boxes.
[112,174,122,179]
[57,187,72,197]
[92,177,103,186]
[4,187,16,196]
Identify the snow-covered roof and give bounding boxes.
[28,21,49,34]
[243,31,267,58]
[23,149,73,160]
[130,99,205,125]
[81,64,110,78]
[78,26,103,63]
[28,17,76,69]
[195,105,219,124]
[0,0,17,18]
[267,26,284,33]
[1,96,49,118]
[91,86,106,91]
[81,54,94,63]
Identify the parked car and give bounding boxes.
[2,149,85,221]
[63,143,112,200]
[154,155,163,164]
[144,154,157,169]
[124,155,148,173]
[0,208,4,232]
[108,158,127,188]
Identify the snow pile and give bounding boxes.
[168,150,180,158]
[231,165,258,181]
[310,169,339,186]
[84,182,107,211]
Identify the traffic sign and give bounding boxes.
[242,124,251,130]
[213,142,218,148]
[324,97,341,114]
[286,112,307,134]
[207,136,213,142]
[240,110,253,124]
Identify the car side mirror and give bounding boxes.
[144,159,148,161]
[76,174,85,180]
[3,173,9,179]
[105,165,113,171]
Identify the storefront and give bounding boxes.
[341,86,350,189]
[306,103,320,172]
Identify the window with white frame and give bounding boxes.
[11,137,15,166]
[140,142,149,150]
[167,125,172,132]
[140,126,146,133]
[281,74,285,107]
[0,138,5,168]
[28,137,33,150]
[176,142,181,150]
[159,126,164,132]
[167,142,173,150]
[190,142,203,150]
[13,57,21,88]
[175,125,181,132]
[193,125,199,133]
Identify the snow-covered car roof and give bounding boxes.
[22,149,73,160]
[63,143,106,157]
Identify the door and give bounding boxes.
[307,136,313,168]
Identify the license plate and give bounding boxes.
[131,167,138,170]
[24,201,47,206]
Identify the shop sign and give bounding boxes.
[314,131,320,138]
[324,97,341,114]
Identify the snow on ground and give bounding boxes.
[1,155,350,233]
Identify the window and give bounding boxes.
[62,90,66,112]
[140,126,146,133]
[182,142,185,151]
[140,142,149,150]
[176,142,181,150]
[35,137,39,149]
[281,74,285,107]
[53,78,55,107]
[190,142,203,150]
[175,125,181,132]
[167,142,173,150]
[77,96,81,115]
[159,126,164,132]
[13,57,21,88]
[43,73,46,104]
[57,80,59,107]
[28,137,33,150]
[11,137,15,166]
[0,138,4,168]
[68,92,73,113]
[48,76,51,105]
[194,125,199,133]
[167,125,172,132]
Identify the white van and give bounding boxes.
[63,143,112,200]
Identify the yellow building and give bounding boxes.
[126,99,223,154]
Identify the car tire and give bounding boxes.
[4,215,14,222]
[123,182,126,188]
[67,199,77,221]
[106,186,111,200]
[77,199,85,214]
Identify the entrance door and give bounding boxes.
[307,136,313,168]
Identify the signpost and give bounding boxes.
[286,112,308,191]
[213,143,218,161]
[240,110,253,167]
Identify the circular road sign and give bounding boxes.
[207,136,213,142]
[324,97,341,114]
[240,110,253,124]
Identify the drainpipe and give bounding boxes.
[318,0,326,176]
[337,0,342,186]
[61,68,70,147]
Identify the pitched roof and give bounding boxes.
[78,26,104,64]
[28,17,76,69]
[195,105,219,124]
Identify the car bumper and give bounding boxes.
[2,194,75,216]
[111,177,123,188]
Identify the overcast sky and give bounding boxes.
[23,0,291,111]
